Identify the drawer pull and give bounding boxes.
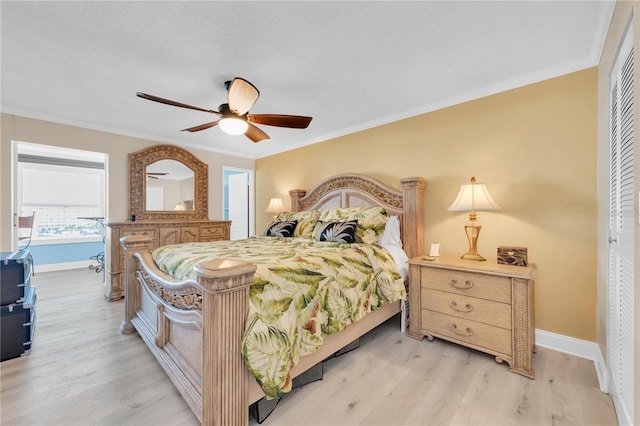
[448,301,473,312]
[449,323,474,336]
[448,278,474,290]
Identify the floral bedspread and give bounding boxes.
[151,236,406,398]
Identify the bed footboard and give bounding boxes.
[120,235,256,425]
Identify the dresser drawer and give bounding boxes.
[421,288,511,330]
[421,310,512,356]
[200,225,226,241]
[420,268,511,303]
[121,228,156,240]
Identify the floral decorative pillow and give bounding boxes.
[313,220,358,243]
[318,207,388,244]
[264,220,297,238]
[276,210,320,239]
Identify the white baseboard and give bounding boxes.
[34,260,96,273]
[535,328,608,393]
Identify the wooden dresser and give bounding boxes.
[104,220,230,301]
[408,254,536,378]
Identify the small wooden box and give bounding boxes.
[497,246,528,266]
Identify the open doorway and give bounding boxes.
[223,167,254,240]
[12,141,107,272]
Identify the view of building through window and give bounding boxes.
[21,206,103,239]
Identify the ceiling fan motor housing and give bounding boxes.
[219,103,242,118]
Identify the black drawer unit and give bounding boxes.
[1,286,37,361]
[1,250,36,361]
[1,250,33,305]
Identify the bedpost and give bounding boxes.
[400,177,427,259]
[119,235,152,334]
[194,259,257,426]
[289,189,307,212]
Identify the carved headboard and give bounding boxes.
[289,174,426,258]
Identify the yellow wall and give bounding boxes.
[257,68,598,341]
[0,114,254,251]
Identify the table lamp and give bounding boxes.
[265,198,285,220]
[448,177,501,261]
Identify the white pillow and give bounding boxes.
[378,215,402,248]
[381,243,409,282]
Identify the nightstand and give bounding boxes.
[408,254,536,378]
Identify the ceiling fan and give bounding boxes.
[136,78,313,143]
[146,172,168,180]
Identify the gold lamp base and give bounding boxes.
[461,213,486,261]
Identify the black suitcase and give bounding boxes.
[1,286,37,361]
[1,250,33,305]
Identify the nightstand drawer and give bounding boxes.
[421,310,512,356]
[421,288,511,329]
[421,268,511,303]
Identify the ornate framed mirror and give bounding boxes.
[129,144,208,220]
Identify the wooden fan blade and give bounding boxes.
[227,78,260,116]
[247,114,312,129]
[136,92,221,115]
[245,123,270,143]
[181,121,220,132]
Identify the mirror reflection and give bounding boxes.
[145,159,195,211]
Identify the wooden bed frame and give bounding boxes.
[119,174,426,425]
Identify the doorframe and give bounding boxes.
[222,167,255,238]
[10,140,19,249]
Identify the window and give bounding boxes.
[18,151,105,243]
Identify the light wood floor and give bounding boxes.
[1,269,618,426]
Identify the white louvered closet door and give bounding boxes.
[608,26,635,426]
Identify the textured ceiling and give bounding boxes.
[1,1,614,159]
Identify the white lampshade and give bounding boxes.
[174,202,185,211]
[219,117,249,135]
[448,177,501,212]
[265,198,285,213]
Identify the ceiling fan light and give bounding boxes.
[219,117,249,135]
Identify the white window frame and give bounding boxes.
[17,154,106,246]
